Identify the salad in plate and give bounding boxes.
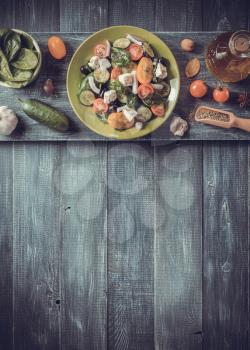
[77,34,171,131]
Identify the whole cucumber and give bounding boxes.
[19,98,69,132]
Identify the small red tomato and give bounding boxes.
[138,83,154,99]
[95,44,108,58]
[213,86,230,103]
[189,80,208,98]
[128,43,143,61]
[93,98,109,114]
[48,36,66,60]
[151,103,165,117]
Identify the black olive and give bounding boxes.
[159,57,169,67]
[100,83,109,98]
[80,65,92,75]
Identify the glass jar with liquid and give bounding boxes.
[205,30,250,82]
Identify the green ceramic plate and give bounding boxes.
[67,26,180,140]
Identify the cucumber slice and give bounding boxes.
[143,42,155,58]
[137,106,152,121]
[94,68,110,83]
[79,90,95,106]
[113,38,130,49]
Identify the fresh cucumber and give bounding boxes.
[79,90,95,106]
[113,38,130,49]
[94,68,110,83]
[137,106,152,121]
[19,98,69,132]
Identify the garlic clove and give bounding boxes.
[170,116,188,137]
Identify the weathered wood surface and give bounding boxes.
[0,0,250,349]
[154,143,203,350]
[0,32,250,142]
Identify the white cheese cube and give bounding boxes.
[104,90,117,104]
[99,58,111,71]
[88,56,100,69]
[131,71,138,94]
[122,105,137,122]
[155,62,168,79]
[118,73,133,86]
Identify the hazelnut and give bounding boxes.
[180,38,195,52]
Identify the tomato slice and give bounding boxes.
[93,98,109,113]
[151,103,165,117]
[138,83,154,99]
[128,43,143,61]
[111,67,122,80]
[94,44,107,58]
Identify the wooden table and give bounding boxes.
[0,1,249,349]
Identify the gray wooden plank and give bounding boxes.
[14,0,60,31]
[60,0,108,32]
[0,0,15,27]
[0,144,13,350]
[13,143,61,349]
[108,0,155,31]
[59,142,107,350]
[203,142,249,349]
[154,143,202,350]
[155,0,202,31]
[202,0,248,31]
[107,142,154,349]
[0,32,249,142]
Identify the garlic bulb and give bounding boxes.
[0,106,18,135]
[170,116,188,137]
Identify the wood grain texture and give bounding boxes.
[60,0,108,32]
[155,0,202,31]
[107,143,154,350]
[203,142,249,349]
[0,32,249,142]
[59,142,107,350]
[14,0,60,31]
[108,0,155,31]
[202,0,248,31]
[154,143,202,350]
[13,143,61,349]
[0,144,13,350]
[0,0,15,27]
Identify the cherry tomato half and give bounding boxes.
[151,103,165,117]
[138,84,154,99]
[93,98,109,113]
[111,67,122,80]
[213,87,230,103]
[189,80,208,98]
[48,36,66,60]
[94,44,108,58]
[128,43,144,61]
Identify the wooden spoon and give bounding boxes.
[195,106,250,132]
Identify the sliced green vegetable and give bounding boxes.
[18,98,69,132]
[0,28,9,41]
[94,68,110,83]
[137,106,152,121]
[0,48,13,80]
[113,38,130,49]
[79,89,95,106]
[4,31,21,61]
[78,74,91,93]
[111,47,130,67]
[11,48,38,70]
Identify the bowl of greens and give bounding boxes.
[67,26,180,140]
[0,28,42,88]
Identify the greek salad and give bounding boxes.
[77,34,171,131]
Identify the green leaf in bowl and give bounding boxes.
[10,67,33,82]
[4,31,21,61]
[0,48,13,80]
[11,48,38,70]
